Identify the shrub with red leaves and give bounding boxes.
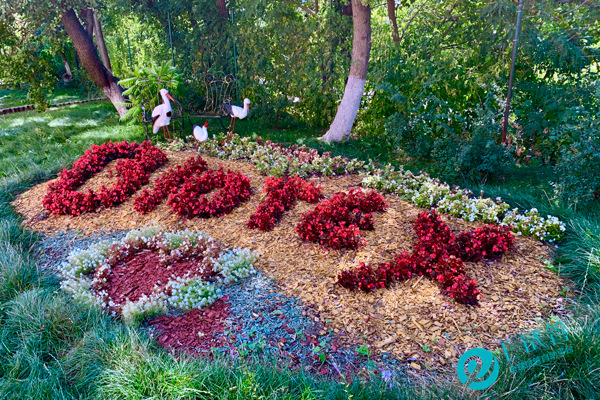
[166,168,252,218]
[338,263,384,292]
[43,141,167,216]
[134,156,208,214]
[336,210,514,305]
[434,255,466,289]
[444,274,480,305]
[247,176,323,231]
[413,209,456,264]
[453,225,514,262]
[295,188,388,250]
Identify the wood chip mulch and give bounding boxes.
[11,150,568,370]
[147,298,231,355]
[101,249,211,311]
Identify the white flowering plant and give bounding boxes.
[169,278,222,311]
[213,248,258,284]
[187,134,567,242]
[501,208,566,242]
[361,165,566,241]
[58,227,258,325]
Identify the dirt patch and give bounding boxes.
[12,150,568,370]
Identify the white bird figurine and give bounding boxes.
[193,121,209,142]
[152,88,176,140]
[222,98,250,133]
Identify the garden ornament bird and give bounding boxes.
[222,98,250,133]
[152,89,176,140]
[193,121,209,142]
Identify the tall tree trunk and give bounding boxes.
[93,12,113,73]
[387,0,399,42]
[320,0,371,142]
[62,9,127,117]
[218,0,228,19]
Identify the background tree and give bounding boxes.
[320,0,371,143]
[0,0,126,115]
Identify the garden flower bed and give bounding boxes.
[13,146,568,370]
[59,228,257,325]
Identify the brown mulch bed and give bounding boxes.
[12,149,568,370]
[100,250,211,309]
[148,297,231,355]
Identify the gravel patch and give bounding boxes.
[39,229,129,274]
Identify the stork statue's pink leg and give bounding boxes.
[231,118,236,133]
[162,126,173,141]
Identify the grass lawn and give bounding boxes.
[0,86,97,109]
[0,96,599,399]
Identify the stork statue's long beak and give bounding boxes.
[166,93,175,102]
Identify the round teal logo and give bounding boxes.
[456,348,499,390]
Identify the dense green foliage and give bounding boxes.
[3,1,600,206]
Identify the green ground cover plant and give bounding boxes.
[0,98,599,399]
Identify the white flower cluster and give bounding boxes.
[58,227,259,325]
[168,278,222,311]
[195,134,364,177]
[124,226,161,243]
[362,165,566,241]
[60,276,103,309]
[61,240,112,277]
[213,248,258,284]
[437,191,510,223]
[121,292,168,326]
[501,208,566,242]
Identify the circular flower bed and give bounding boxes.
[43,140,167,215]
[59,228,257,325]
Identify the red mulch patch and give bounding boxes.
[148,297,231,355]
[102,250,212,308]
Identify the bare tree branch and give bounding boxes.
[280,0,317,17]
[387,0,399,42]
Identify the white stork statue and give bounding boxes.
[152,89,176,140]
[193,121,209,142]
[222,98,250,133]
